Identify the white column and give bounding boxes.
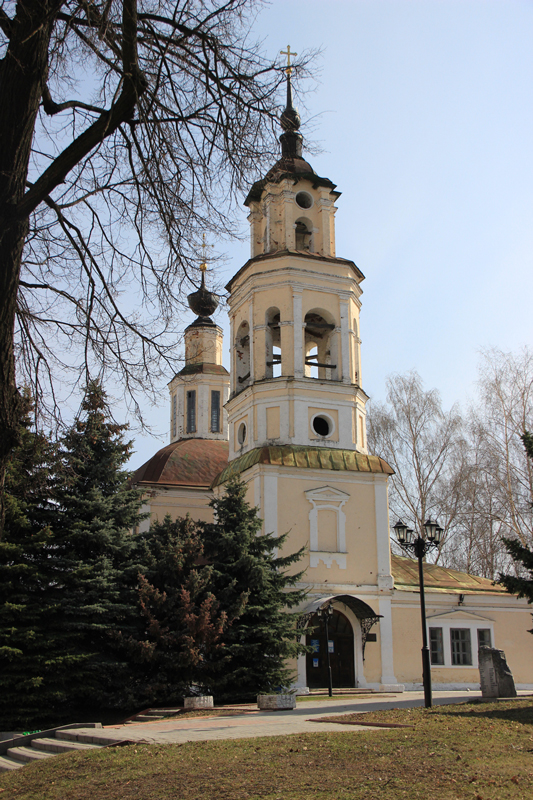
[378,597,399,686]
[296,650,308,690]
[354,623,368,688]
[340,300,350,384]
[293,290,304,379]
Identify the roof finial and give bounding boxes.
[199,232,212,286]
[187,233,218,322]
[279,44,303,158]
[280,44,297,76]
[279,45,301,134]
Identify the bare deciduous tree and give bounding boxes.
[471,347,533,547]
[0,0,313,531]
[368,352,533,579]
[367,371,464,560]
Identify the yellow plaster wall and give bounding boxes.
[275,472,379,585]
[489,607,533,683]
[146,490,215,524]
[391,601,533,685]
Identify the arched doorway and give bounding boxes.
[306,610,355,688]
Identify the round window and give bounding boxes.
[238,422,247,445]
[295,191,313,209]
[312,415,332,437]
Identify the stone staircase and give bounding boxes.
[0,723,132,772]
[125,707,183,723]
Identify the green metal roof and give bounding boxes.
[391,554,507,595]
[211,445,393,487]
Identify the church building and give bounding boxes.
[133,68,533,692]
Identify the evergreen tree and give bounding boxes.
[51,381,145,710]
[499,431,533,629]
[0,394,77,729]
[200,478,308,702]
[117,515,232,707]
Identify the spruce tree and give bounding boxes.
[117,515,232,707]
[499,431,533,628]
[0,394,77,729]
[52,381,145,710]
[200,477,308,702]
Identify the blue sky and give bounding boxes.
[128,0,533,469]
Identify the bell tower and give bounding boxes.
[168,261,229,443]
[225,68,367,460]
[212,56,399,692]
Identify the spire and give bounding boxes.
[279,45,303,159]
[187,234,219,325]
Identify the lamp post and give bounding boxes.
[392,518,444,709]
[317,602,334,697]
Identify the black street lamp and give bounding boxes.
[317,602,334,697]
[392,518,444,708]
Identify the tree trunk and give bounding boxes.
[0,1,61,535]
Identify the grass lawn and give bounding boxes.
[1,699,533,799]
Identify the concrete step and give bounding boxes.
[6,746,54,764]
[31,737,101,754]
[0,754,25,771]
[153,708,182,714]
[56,731,123,746]
[131,714,165,722]
[143,710,172,717]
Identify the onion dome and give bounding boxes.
[187,261,219,324]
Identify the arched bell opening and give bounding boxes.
[305,341,319,378]
[295,217,313,252]
[304,309,338,380]
[235,320,250,391]
[265,307,281,378]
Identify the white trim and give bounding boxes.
[310,552,347,569]
[375,482,394,590]
[293,289,304,379]
[340,300,350,384]
[378,597,398,685]
[305,486,349,566]
[310,411,336,439]
[263,474,278,554]
[426,617,495,669]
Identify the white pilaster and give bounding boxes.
[375,479,394,589]
[378,597,399,686]
[293,290,304,379]
[340,300,350,384]
[263,474,278,549]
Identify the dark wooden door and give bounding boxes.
[306,610,355,688]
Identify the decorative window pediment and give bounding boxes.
[305,485,349,508]
[305,486,349,566]
[427,608,495,623]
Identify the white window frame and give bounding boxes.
[426,618,495,669]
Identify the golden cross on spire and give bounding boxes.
[280,45,297,76]
[199,232,213,272]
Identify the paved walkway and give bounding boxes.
[82,690,494,745]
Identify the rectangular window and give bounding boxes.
[429,627,444,665]
[186,390,196,433]
[211,390,221,433]
[172,393,177,438]
[478,629,492,649]
[451,628,472,666]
